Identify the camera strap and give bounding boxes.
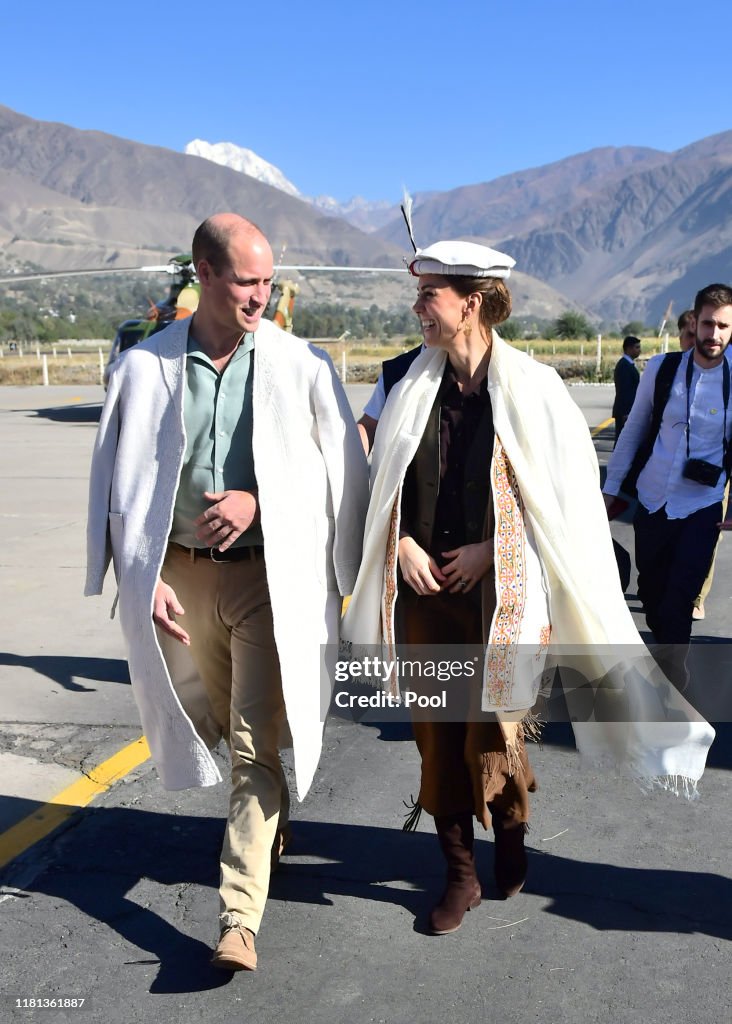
[685,353,730,464]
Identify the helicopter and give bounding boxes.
[0,251,408,387]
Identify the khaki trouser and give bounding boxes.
[159,545,288,934]
[694,480,730,610]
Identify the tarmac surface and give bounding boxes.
[0,382,730,1024]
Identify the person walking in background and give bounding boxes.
[612,335,641,444]
[678,309,697,352]
[357,343,423,455]
[677,310,731,619]
[604,283,732,647]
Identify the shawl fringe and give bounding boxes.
[576,752,702,801]
[635,773,701,801]
[402,796,423,832]
[522,710,544,745]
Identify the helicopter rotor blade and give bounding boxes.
[0,260,406,286]
[277,265,407,274]
[0,265,178,284]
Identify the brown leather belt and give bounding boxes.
[169,542,264,563]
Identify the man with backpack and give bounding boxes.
[603,283,732,646]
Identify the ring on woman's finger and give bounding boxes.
[459,577,468,588]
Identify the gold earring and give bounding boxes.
[462,317,472,338]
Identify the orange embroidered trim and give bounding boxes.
[382,493,401,696]
[486,441,527,704]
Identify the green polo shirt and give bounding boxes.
[169,332,263,548]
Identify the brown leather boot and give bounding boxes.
[492,815,527,899]
[429,813,482,934]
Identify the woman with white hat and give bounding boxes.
[342,240,714,936]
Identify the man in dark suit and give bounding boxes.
[612,335,641,444]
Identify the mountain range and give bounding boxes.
[0,105,576,319]
[2,103,730,322]
[184,139,394,231]
[374,137,732,322]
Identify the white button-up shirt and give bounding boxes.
[604,349,732,518]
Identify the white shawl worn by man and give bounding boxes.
[342,336,714,793]
[87,316,366,791]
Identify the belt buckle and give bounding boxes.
[209,547,231,563]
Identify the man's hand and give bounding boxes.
[717,519,732,531]
[195,490,259,551]
[398,536,446,596]
[442,542,494,594]
[153,580,190,645]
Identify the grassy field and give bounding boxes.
[0,334,670,386]
[0,345,107,386]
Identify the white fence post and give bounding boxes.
[42,354,49,386]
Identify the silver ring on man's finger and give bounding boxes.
[460,578,468,588]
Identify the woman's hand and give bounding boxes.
[398,536,446,596]
[442,541,494,594]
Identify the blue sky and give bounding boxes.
[2,1,728,203]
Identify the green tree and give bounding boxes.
[620,320,646,337]
[499,319,522,341]
[552,310,594,340]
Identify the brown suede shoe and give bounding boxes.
[211,925,257,972]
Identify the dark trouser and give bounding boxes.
[399,588,536,831]
[634,501,722,645]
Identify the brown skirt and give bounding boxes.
[400,587,537,830]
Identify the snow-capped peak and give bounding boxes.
[183,139,395,231]
[184,139,302,197]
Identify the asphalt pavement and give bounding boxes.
[0,383,729,1024]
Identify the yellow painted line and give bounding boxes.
[0,736,150,870]
[591,416,614,438]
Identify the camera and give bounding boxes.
[682,458,723,487]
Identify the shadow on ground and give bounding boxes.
[30,403,101,424]
[0,652,129,692]
[1,801,729,994]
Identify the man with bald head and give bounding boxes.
[87,214,368,971]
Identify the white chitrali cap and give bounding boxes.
[409,240,516,279]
